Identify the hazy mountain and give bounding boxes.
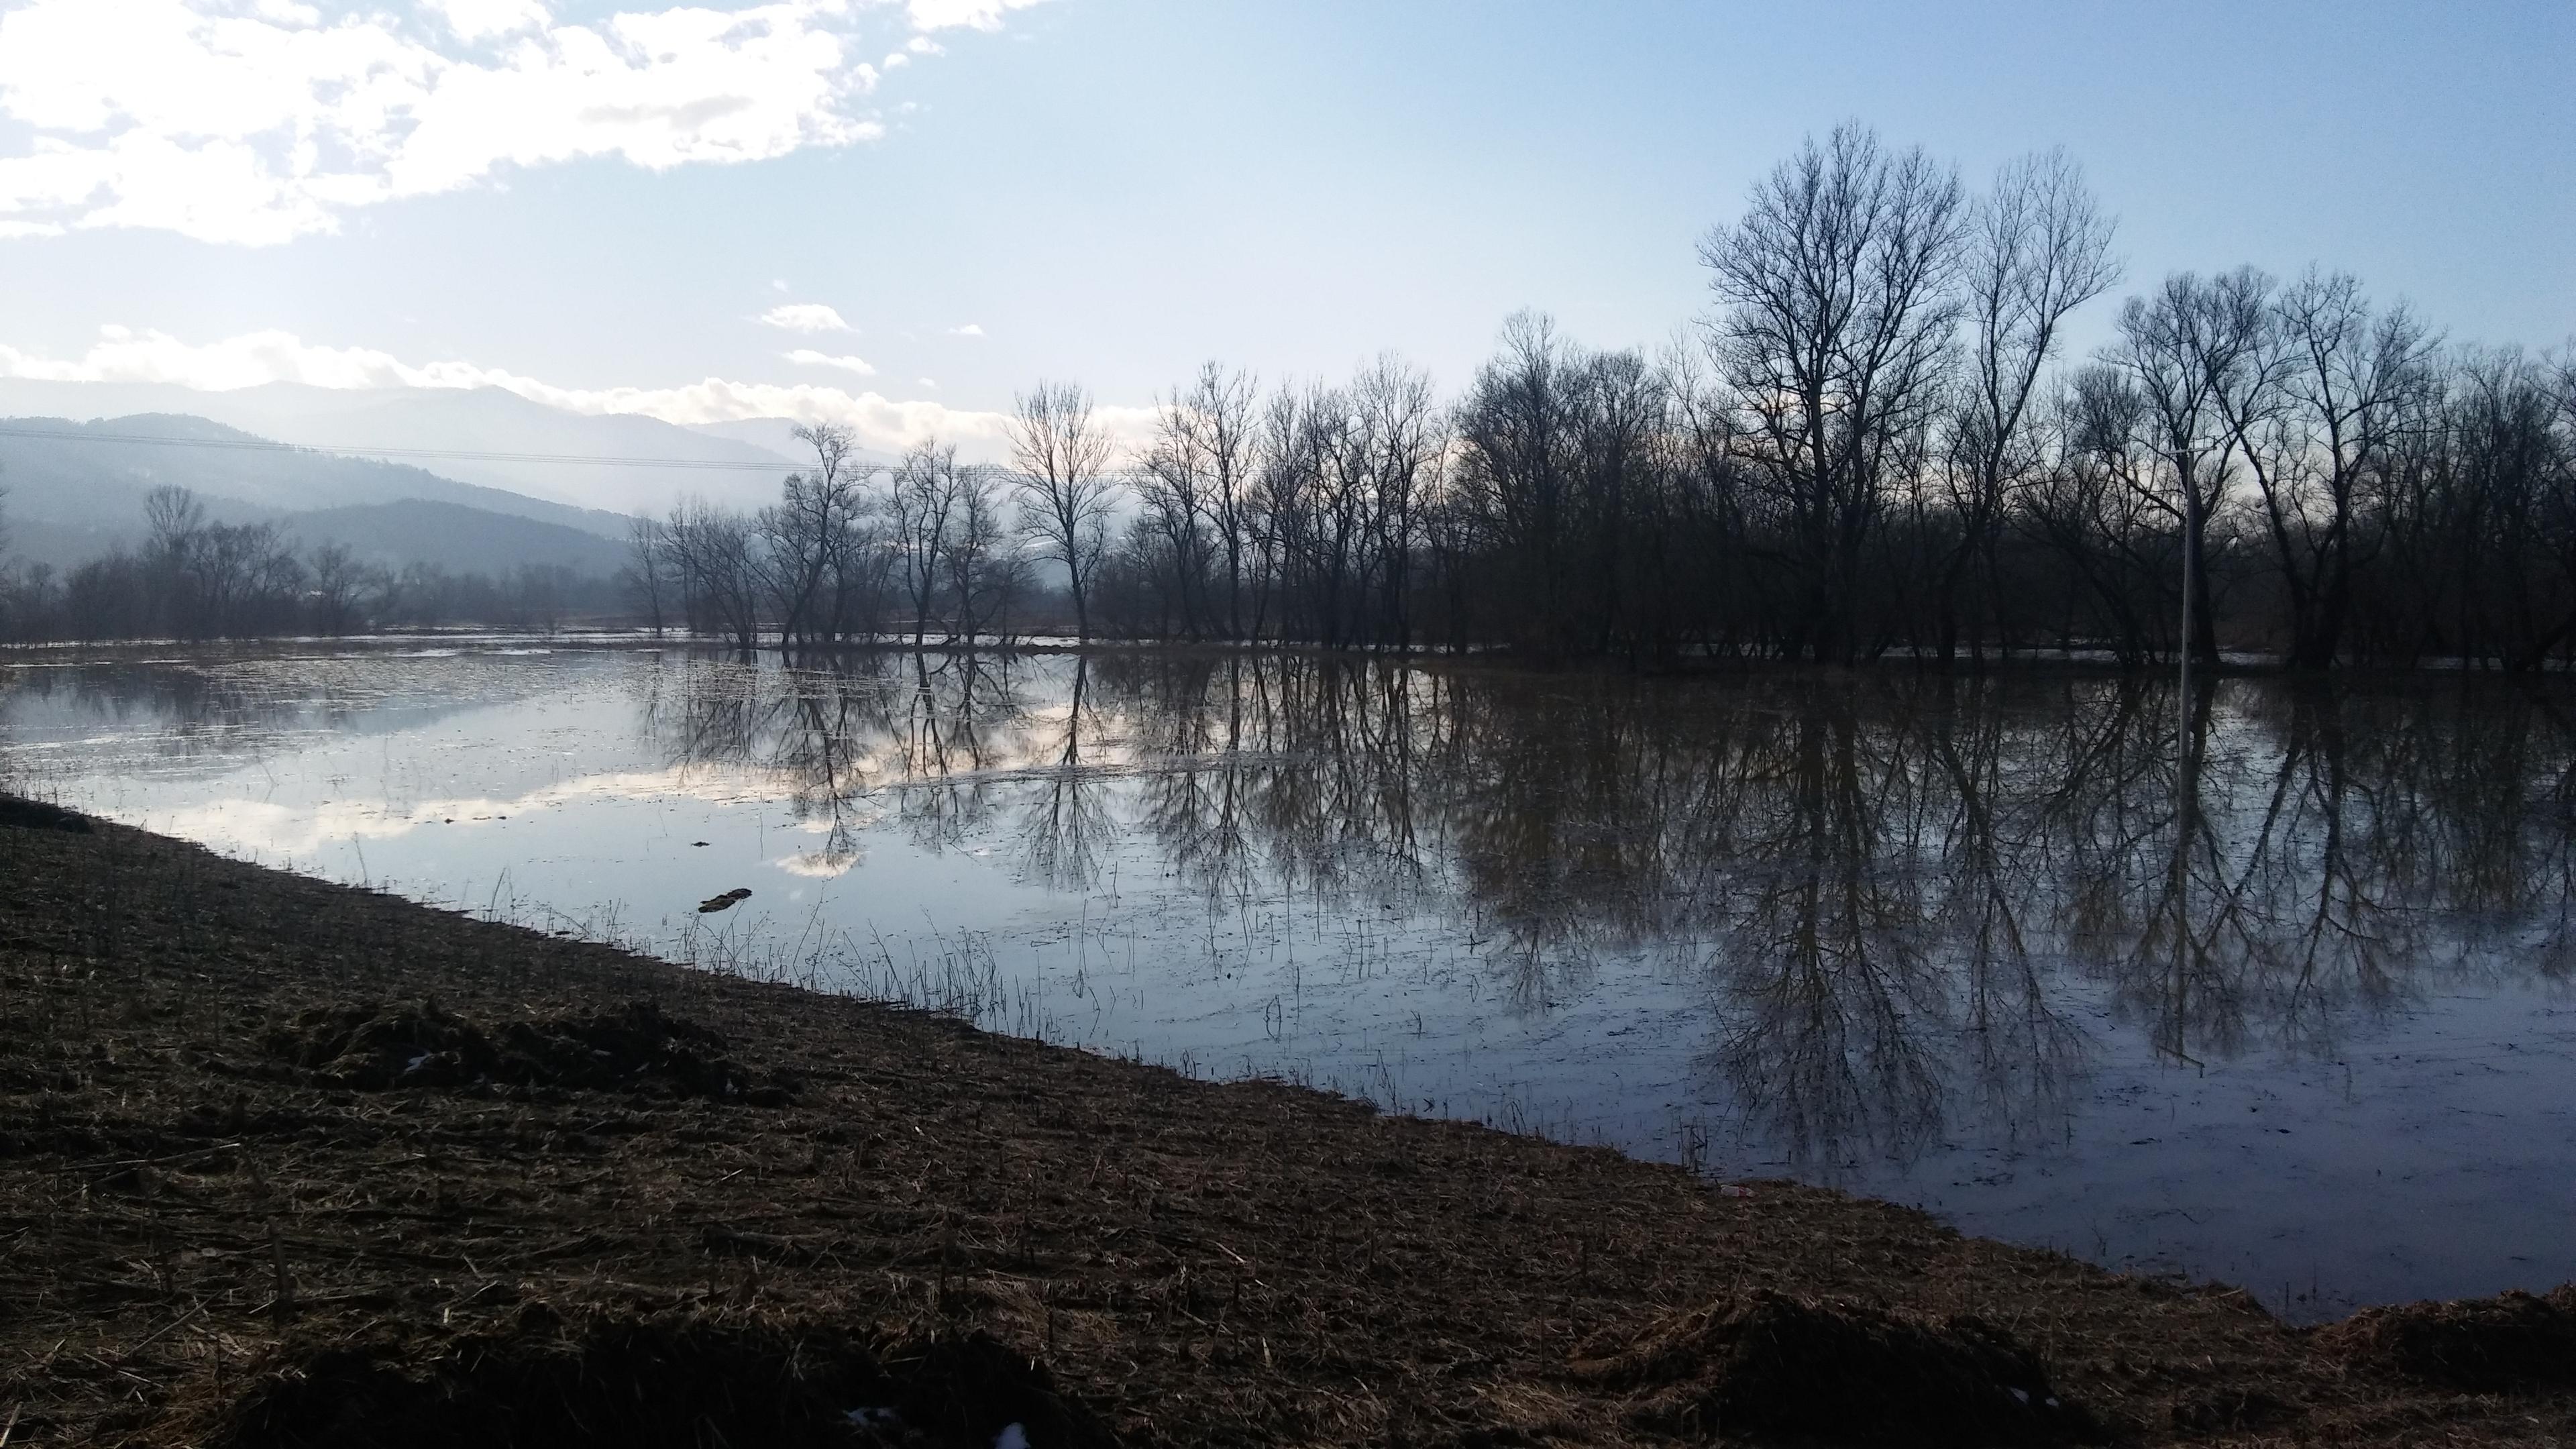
[684,416,899,474]
[0,414,634,536]
[0,380,801,515]
[287,499,629,578]
[684,416,816,461]
[0,415,635,578]
[2,503,280,574]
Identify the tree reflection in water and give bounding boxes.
[638,651,2575,1169]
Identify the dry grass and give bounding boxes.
[1,803,2571,1446]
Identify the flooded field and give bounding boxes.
[3,639,2571,1321]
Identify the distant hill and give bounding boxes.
[0,380,802,515]
[0,414,635,537]
[3,488,278,574]
[286,499,630,578]
[0,415,637,578]
[685,416,900,476]
[684,416,820,460]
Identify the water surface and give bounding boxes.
[5,641,2571,1320]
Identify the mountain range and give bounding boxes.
[0,380,824,517]
[0,413,639,579]
[0,381,934,581]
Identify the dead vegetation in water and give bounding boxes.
[2,800,2573,1446]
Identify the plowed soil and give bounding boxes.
[3,803,2571,1446]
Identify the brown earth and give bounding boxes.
[1,802,2571,1446]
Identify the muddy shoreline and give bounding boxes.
[2,800,2570,1446]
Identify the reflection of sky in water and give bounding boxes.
[5,642,2573,1320]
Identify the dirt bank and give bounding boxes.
[1,802,2569,1446]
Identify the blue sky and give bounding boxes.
[1,0,2569,456]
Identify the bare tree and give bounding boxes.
[1191,363,1265,639]
[2020,365,2170,663]
[1351,352,1443,650]
[306,542,376,635]
[663,498,763,652]
[946,462,1026,643]
[144,484,207,565]
[1942,147,2121,661]
[1701,123,1968,662]
[137,486,305,638]
[2440,347,2575,669]
[1568,346,1661,655]
[1452,313,1578,653]
[2241,271,2438,667]
[0,477,14,640]
[621,515,671,636]
[2108,271,2260,665]
[1008,380,1121,641]
[1141,381,1218,638]
[892,439,963,647]
[826,502,894,643]
[760,423,869,647]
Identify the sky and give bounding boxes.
[1,0,2570,462]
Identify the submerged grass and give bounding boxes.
[1,801,2572,1446]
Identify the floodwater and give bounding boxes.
[3,640,2571,1322]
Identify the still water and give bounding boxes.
[4,641,2571,1320]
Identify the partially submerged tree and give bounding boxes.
[1701,123,1967,663]
[2234,271,2438,668]
[662,498,763,653]
[1008,380,1120,641]
[621,516,671,636]
[1942,147,2121,661]
[945,461,1027,644]
[305,542,378,636]
[2106,272,2259,665]
[892,440,963,647]
[759,423,871,647]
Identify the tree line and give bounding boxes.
[644,125,2574,670]
[623,382,1108,653]
[5,126,2566,668]
[0,484,612,640]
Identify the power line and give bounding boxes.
[0,423,798,472]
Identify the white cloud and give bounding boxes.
[947,322,984,337]
[0,323,1094,458]
[0,324,433,390]
[770,277,791,292]
[426,0,549,41]
[759,303,854,333]
[916,376,938,388]
[906,0,1046,32]
[785,347,876,376]
[0,0,1042,245]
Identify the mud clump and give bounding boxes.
[2314,1285,2576,1395]
[266,1000,795,1105]
[205,1311,1117,1449]
[1572,1289,2100,1447]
